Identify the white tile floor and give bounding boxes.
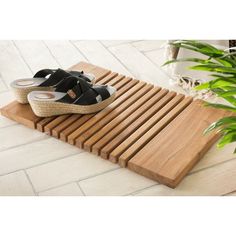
[0,40,235,196]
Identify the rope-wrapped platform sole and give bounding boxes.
[11,86,53,104]
[28,93,116,117]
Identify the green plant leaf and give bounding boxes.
[204,116,236,134]
[217,131,236,148]
[195,77,236,91]
[195,82,210,90]
[190,64,236,74]
[218,125,236,133]
[210,74,236,79]
[164,40,236,154]
[214,58,233,67]
[170,40,225,57]
[217,88,236,97]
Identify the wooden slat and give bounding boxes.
[44,115,71,135]
[89,65,111,83]
[65,80,143,144]
[74,83,152,148]
[107,76,133,90]
[100,89,175,159]
[127,100,230,188]
[52,114,82,138]
[105,75,126,86]
[108,93,185,163]
[96,72,119,85]
[36,116,56,132]
[49,73,122,138]
[85,86,161,153]
[51,74,124,138]
[90,87,164,155]
[59,77,135,142]
[114,95,192,165]
[0,101,42,129]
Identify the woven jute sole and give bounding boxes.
[28,93,116,117]
[11,86,54,104]
[11,74,95,104]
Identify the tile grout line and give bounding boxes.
[98,41,136,78]
[128,183,159,196]
[0,123,19,130]
[128,157,236,196]
[24,170,38,196]
[0,73,9,90]
[139,47,175,82]
[12,40,34,75]
[0,89,10,94]
[69,40,90,63]
[35,166,121,194]
[42,41,62,68]
[101,40,143,48]
[106,40,174,83]
[76,182,86,196]
[140,47,164,53]
[0,135,48,153]
[188,157,236,176]
[0,151,84,178]
[0,123,18,130]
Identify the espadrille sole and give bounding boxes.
[28,93,116,117]
[10,73,95,104]
[11,86,54,104]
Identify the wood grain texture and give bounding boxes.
[75,83,152,148]
[60,77,136,142]
[100,89,174,159]
[111,94,189,164]
[69,81,144,145]
[0,101,42,129]
[0,62,230,188]
[90,87,163,155]
[128,100,230,187]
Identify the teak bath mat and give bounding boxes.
[0,62,230,188]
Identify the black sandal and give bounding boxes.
[10,68,95,104]
[28,76,116,117]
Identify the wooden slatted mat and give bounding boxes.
[0,62,230,188]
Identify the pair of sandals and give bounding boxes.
[10,69,116,117]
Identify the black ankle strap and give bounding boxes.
[57,77,92,104]
[39,69,71,87]
[34,69,56,78]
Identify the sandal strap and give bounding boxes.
[33,69,56,78]
[70,71,92,83]
[57,77,92,104]
[39,69,71,87]
[34,69,85,79]
[55,76,78,93]
[34,69,87,88]
[91,85,111,100]
[73,85,111,105]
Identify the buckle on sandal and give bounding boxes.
[67,90,76,99]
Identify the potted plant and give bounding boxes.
[164,40,236,153]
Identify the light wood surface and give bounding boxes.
[0,61,230,188]
[128,100,229,187]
